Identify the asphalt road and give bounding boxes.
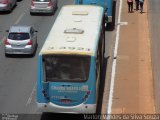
[148,0,160,113]
[0,0,116,119]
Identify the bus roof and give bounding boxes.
[40,5,104,56]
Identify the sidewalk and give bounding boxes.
[111,0,155,113]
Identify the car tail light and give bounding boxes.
[31,0,34,6]
[27,40,33,45]
[4,39,10,45]
[1,0,9,4]
[48,0,52,7]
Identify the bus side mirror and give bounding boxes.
[105,8,108,18]
[105,8,108,12]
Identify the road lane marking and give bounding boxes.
[117,22,128,26]
[107,0,123,114]
[14,13,25,25]
[26,85,36,106]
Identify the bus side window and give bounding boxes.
[100,29,105,64]
[42,58,47,82]
[96,46,100,80]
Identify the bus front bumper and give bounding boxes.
[36,102,96,114]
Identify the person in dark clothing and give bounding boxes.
[139,0,144,13]
[135,0,139,11]
[127,0,133,13]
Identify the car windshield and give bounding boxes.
[8,33,30,40]
[42,55,91,82]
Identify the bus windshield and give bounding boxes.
[42,55,90,82]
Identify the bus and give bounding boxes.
[75,0,114,26]
[37,5,105,114]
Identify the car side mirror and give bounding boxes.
[6,30,9,32]
[35,30,38,32]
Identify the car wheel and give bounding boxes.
[15,2,17,7]
[30,12,34,16]
[31,42,37,57]
[7,4,12,13]
[30,49,34,57]
[5,53,9,57]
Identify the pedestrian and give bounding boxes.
[127,0,133,13]
[135,0,139,11]
[139,0,144,13]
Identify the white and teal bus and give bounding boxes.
[37,5,105,114]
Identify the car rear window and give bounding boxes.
[8,33,30,40]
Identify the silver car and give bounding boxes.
[30,0,57,15]
[0,0,17,12]
[4,26,38,56]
